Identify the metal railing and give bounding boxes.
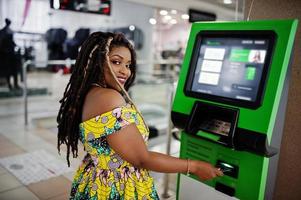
[162,81,177,198]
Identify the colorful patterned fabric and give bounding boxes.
[70,103,159,200]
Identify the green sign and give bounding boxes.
[230,49,250,62]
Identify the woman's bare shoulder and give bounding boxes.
[82,87,126,121]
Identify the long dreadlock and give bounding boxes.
[57,32,137,166]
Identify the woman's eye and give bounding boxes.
[125,64,131,69]
[111,60,121,65]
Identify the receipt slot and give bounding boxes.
[171,20,298,200]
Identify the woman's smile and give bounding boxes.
[116,76,127,85]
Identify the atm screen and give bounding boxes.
[185,31,276,108]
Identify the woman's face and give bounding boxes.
[104,46,132,90]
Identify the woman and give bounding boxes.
[57,32,223,200]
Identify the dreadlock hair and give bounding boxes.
[57,32,137,166]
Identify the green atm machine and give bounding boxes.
[171,20,298,200]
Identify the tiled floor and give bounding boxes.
[0,71,179,200]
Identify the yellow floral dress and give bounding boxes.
[70,103,159,200]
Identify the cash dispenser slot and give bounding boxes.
[183,101,278,157]
[185,101,239,147]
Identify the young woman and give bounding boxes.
[57,32,223,200]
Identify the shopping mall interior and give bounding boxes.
[0,0,300,199]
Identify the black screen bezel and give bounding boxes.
[184,30,276,109]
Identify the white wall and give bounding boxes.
[0,0,50,33]
[111,0,154,77]
[124,0,245,21]
[160,23,191,51]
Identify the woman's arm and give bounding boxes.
[107,123,223,181]
[88,89,223,180]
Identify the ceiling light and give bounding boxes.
[149,18,157,25]
[223,0,232,4]
[171,10,177,14]
[129,25,135,31]
[161,18,168,24]
[170,19,177,24]
[164,15,172,20]
[160,10,168,15]
[181,14,189,20]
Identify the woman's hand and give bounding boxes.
[190,160,224,181]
